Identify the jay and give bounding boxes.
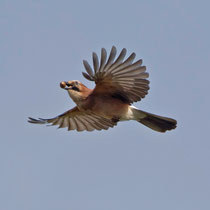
[28,46,177,132]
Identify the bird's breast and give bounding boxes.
[84,95,130,120]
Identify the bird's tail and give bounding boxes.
[131,107,177,132]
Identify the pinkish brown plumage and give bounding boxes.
[28,46,177,132]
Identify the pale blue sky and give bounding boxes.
[1,0,210,210]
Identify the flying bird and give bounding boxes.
[28,46,177,132]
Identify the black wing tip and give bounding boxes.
[121,48,127,54]
[130,52,136,58]
[83,60,88,65]
[28,117,46,124]
[28,117,37,123]
[92,52,97,57]
[82,72,94,81]
[111,45,117,50]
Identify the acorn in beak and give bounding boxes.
[60,81,73,90]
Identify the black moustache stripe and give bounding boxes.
[72,86,80,92]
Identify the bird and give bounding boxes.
[28,46,177,132]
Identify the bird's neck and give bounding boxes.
[68,87,92,109]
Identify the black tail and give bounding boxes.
[132,108,177,132]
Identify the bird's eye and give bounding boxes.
[75,81,79,86]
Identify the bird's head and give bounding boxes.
[60,80,91,104]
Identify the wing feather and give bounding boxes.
[28,107,117,131]
[92,52,99,73]
[103,46,117,72]
[107,48,127,73]
[83,60,94,77]
[82,46,149,104]
[98,48,107,73]
[69,118,77,130]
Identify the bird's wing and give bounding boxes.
[28,106,117,131]
[82,46,149,104]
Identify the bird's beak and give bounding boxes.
[60,81,73,90]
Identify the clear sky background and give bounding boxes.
[1,0,210,210]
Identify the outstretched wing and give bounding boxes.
[82,46,149,104]
[28,107,117,132]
